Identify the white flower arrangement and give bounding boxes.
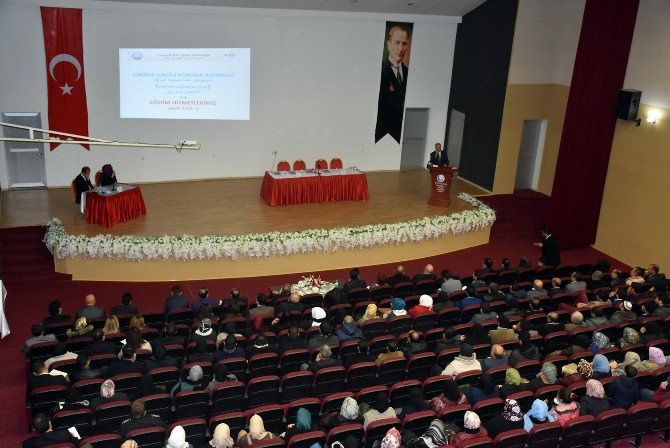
[292,275,336,296]
[44,193,495,261]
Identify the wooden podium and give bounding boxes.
[428,166,457,207]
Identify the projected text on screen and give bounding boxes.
[119,48,250,120]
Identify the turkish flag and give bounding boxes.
[41,7,89,150]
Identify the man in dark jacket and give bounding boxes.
[70,354,102,383]
[431,327,462,353]
[307,322,339,352]
[118,399,167,438]
[343,339,376,368]
[86,330,118,356]
[26,362,70,401]
[110,292,139,316]
[343,268,366,292]
[163,285,189,317]
[608,365,640,409]
[144,345,179,371]
[245,334,275,358]
[274,292,304,316]
[306,345,342,373]
[278,327,307,354]
[23,413,77,448]
[336,316,363,342]
[387,265,411,287]
[105,345,144,378]
[507,331,540,366]
[400,330,428,358]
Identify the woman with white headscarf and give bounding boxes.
[210,423,234,448]
[166,425,191,448]
[237,414,277,448]
[409,295,434,318]
[310,307,327,327]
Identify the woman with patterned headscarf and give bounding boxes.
[579,379,611,416]
[451,411,488,446]
[619,327,641,349]
[483,399,524,439]
[90,379,129,411]
[358,304,378,324]
[381,427,401,448]
[420,419,454,448]
[322,396,361,431]
[590,331,611,354]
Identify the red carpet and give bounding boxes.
[0,223,634,444]
[478,189,550,241]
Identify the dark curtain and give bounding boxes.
[547,0,639,249]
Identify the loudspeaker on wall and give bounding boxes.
[616,89,641,121]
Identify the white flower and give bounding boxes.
[43,193,495,261]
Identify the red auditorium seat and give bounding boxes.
[277,160,290,171]
[329,158,343,169]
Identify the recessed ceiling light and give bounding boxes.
[407,2,415,5]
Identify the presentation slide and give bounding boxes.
[119,48,250,120]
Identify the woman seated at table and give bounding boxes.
[100,164,118,187]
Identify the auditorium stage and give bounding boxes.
[1,170,492,281]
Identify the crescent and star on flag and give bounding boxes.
[49,53,82,95]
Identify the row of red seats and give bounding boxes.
[42,394,670,448]
[277,158,343,171]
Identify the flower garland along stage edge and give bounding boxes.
[44,193,495,261]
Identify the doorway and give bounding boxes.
[446,109,465,168]
[400,108,429,170]
[514,119,547,190]
[2,112,47,188]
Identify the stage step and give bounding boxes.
[478,190,550,242]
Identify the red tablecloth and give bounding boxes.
[260,170,369,206]
[85,186,146,227]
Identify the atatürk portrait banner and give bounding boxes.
[375,21,413,144]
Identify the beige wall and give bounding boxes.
[594,103,670,269]
[492,83,570,195]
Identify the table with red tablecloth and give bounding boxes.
[260,168,369,206]
[82,184,147,227]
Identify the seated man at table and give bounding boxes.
[428,142,449,167]
[73,166,93,204]
[100,163,118,187]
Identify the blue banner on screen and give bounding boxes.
[119,48,250,120]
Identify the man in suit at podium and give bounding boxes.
[428,143,449,167]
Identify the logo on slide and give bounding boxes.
[436,174,445,183]
[224,52,236,58]
[132,52,143,60]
